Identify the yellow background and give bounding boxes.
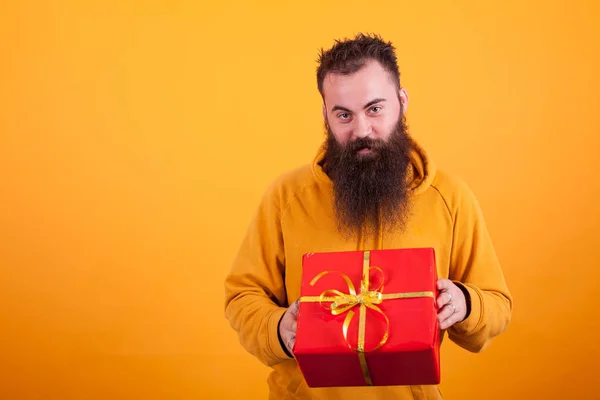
[1,1,599,399]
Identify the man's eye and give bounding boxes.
[370,106,381,113]
[338,113,350,120]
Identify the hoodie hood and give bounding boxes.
[310,137,436,196]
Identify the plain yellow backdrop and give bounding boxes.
[1,1,599,399]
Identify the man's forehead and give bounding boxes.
[322,61,396,106]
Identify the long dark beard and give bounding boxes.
[322,115,414,239]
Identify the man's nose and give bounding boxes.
[353,116,372,139]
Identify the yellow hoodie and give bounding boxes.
[224,140,513,400]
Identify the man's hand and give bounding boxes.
[279,300,299,355]
[436,279,467,330]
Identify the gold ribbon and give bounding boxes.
[298,250,434,386]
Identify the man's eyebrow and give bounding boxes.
[331,98,387,113]
[331,105,352,113]
[364,98,386,109]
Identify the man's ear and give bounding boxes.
[399,88,409,113]
[322,105,332,131]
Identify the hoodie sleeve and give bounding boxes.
[223,180,292,367]
[445,179,513,353]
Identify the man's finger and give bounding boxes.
[436,290,453,309]
[440,312,462,330]
[437,303,455,324]
[437,278,452,291]
[286,335,296,353]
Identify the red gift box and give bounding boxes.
[294,248,440,387]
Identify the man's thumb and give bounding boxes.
[290,299,300,316]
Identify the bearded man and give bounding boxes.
[224,33,513,400]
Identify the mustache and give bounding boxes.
[345,137,386,153]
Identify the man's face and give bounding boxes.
[322,60,407,149]
[320,60,413,238]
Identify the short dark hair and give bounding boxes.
[316,33,401,96]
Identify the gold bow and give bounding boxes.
[298,250,434,386]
